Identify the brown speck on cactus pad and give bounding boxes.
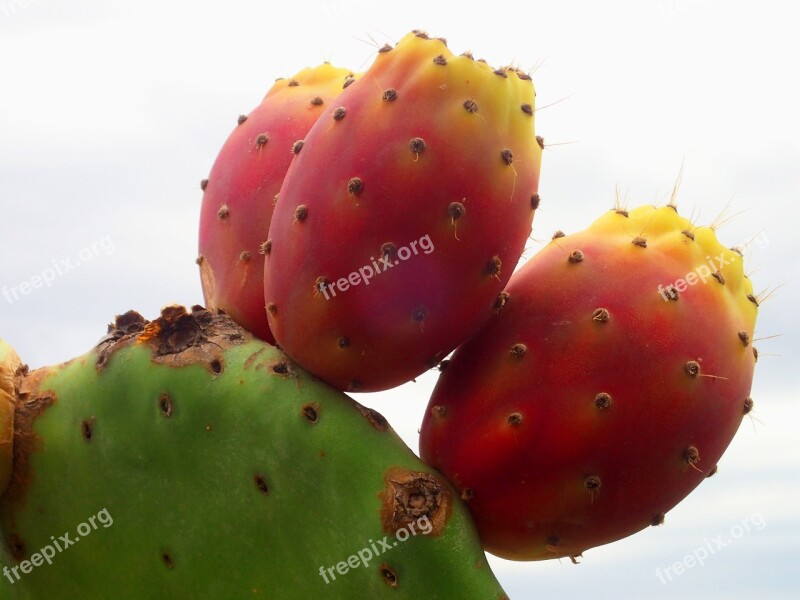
[433,54,447,65]
[159,393,173,418]
[255,133,268,149]
[81,418,94,441]
[651,513,666,526]
[463,99,478,113]
[501,149,513,165]
[631,236,647,248]
[382,88,398,102]
[271,361,290,375]
[8,534,26,561]
[332,107,347,120]
[521,103,533,115]
[310,96,324,106]
[592,308,610,322]
[354,401,389,431]
[381,564,398,588]
[291,140,304,154]
[254,474,270,495]
[301,403,319,423]
[237,114,248,125]
[530,193,541,210]
[217,205,229,220]
[259,240,272,255]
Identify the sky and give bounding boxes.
[1,0,798,598]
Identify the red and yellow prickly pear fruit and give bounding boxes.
[198,63,356,343]
[263,31,543,392]
[419,204,760,561]
[0,308,508,599]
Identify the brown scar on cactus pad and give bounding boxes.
[379,468,452,538]
[354,401,389,431]
[97,306,244,370]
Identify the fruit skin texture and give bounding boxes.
[264,31,542,392]
[419,204,759,561]
[0,307,507,599]
[198,63,356,344]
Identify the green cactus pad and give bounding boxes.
[0,307,506,599]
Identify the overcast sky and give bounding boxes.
[1,1,798,598]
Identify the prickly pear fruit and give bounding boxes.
[0,307,507,599]
[264,30,543,392]
[198,63,356,343]
[419,204,759,561]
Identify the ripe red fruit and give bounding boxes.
[420,204,760,560]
